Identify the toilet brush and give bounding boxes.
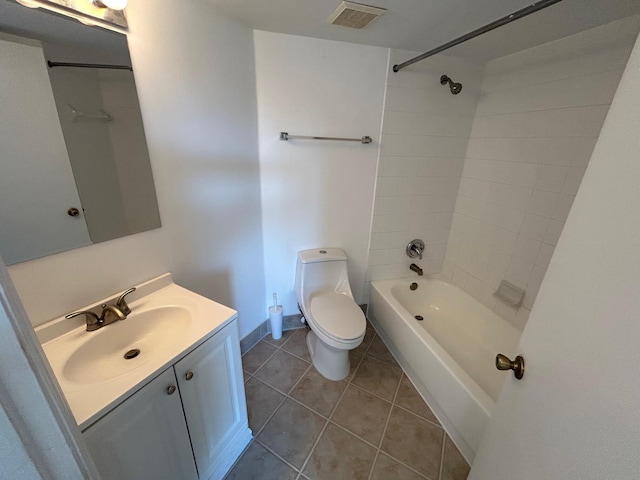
[269,293,283,340]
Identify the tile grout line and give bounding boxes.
[438,431,447,480]
[366,369,404,480]
[242,344,279,377]
[284,363,314,399]
[251,393,288,439]
[243,327,446,480]
[394,403,443,430]
[295,351,366,478]
[254,437,303,476]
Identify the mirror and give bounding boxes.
[0,0,161,265]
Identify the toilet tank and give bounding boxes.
[295,248,352,306]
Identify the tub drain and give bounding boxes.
[124,348,140,360]
[414,315,424,321]
[410,282,418,291]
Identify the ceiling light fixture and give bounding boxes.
[92,0,128,10]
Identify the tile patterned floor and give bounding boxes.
[225,326,470,480]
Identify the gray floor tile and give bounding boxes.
[351,356,402,401]
[257,399,326,469]
[263,328,296,347]
[290,367,348,417]
[281,328,312,362]
[224,441,296,480]
[381,406,444,479]
[353,328,375,355]
[441,436,470,480]
[366,335,399,367]
[331,385,392,446]
[245,377,285,433]
[303,423,376,480]
[370,453,427,480]
[242,341,277,374]
[395,374,440,425]
[254,350,310,393]
[347,351,364,380]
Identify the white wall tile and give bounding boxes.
[535,165,569,193]
[544,219,565,246]
[520,213,550,241]
[562,166,587,195]
[527,189,559,218]
[376,22,630,333]
[552,194,575,221]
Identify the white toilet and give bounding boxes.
[295,248,366,381]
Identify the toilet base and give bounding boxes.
[306,330,350,381]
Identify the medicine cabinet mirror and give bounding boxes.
[0,0,161,265]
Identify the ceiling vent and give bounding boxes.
[328,1,386,29]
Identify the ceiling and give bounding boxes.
[206,0,640,60]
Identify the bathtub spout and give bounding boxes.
[410,263,423,276]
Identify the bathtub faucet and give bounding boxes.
[410,263,423,276]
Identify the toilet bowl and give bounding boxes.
[295,248,366,381]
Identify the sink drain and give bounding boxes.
[124,348,141,360]
[414,315,424,321]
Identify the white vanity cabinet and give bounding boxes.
[83,367,198,480]
[174,319,250,480]
[82,320,250,480]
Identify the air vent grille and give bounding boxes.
[328,1,386,29]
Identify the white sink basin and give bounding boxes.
[37,273,238,429]
[62,306,191,384]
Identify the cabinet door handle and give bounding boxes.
[185,371,194,381]
[166,385,177,395]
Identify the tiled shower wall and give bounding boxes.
[442,17,639,329]
[364,51,483,303]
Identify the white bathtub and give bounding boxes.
[368,276,521,463]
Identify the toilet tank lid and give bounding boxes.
[298,248,347,264]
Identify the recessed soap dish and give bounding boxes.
[494,280,525,308]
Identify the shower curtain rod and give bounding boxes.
[47,61,132,71]
[393,0,565,72]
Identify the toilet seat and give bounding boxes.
[309,292,366,343]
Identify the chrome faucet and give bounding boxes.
[410,263,424,276]
[66,287,136,332]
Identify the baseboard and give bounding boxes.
[240,314,304,355]
[203,423,252,480]
[240,303,368,355]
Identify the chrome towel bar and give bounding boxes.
[280,132,372,144]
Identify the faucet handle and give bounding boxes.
[406,239,425,260]
[65,310,102,331]
[116,287,136,315]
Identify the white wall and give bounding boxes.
[365,51,483,301]
[254,31,388,314]
[7,0,266,339]
[443,17,639,330]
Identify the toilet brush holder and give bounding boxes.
[269,305,283,340]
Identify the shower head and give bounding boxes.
[440,75,462,95]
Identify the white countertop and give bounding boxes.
[36,273,237,430]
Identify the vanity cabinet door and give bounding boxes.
[175,320,250,480]
[83,368,198,480]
